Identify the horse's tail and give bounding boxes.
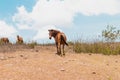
[61,35,68,46]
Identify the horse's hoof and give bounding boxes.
[56,52,61,55]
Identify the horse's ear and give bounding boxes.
[48,29,54,32]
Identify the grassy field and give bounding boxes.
[1,39,120,55]
[73,41,120,55]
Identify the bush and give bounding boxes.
[102,25,120,42]
[28,41,38,48]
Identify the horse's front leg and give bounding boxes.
[56,43,59,54]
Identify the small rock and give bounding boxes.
[115,67,117,70]
[89,53,92,55]
[35,50,39,52]
[92,72,96,74]
[64,61,68,63]
[115,61,118,63]
[0,56,6,60]
[20,55,24,57]
[23,57,28,59]
[60,68,65,71]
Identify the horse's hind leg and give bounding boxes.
[59,44,61,55]
[56,43,61,55]
[62,45,65,56]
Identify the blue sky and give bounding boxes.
[0,0,36,17]
[0,0,120,43]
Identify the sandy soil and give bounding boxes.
[0,45,120,80]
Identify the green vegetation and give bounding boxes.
[27,41,38,48]
[73,41,120,55]
[0,40,3,45]
[73,25,120,55]
[102,25,120,42]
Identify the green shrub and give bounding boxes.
[28,41,38,48]
[102,25,120,42]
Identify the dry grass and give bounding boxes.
[73,41,120,55]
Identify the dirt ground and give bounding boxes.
[0,45,120,80]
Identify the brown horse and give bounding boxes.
[0,37,9,44]
[48,29,68,56]
[16,35,23,44]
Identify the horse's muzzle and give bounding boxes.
[49,37,51,39]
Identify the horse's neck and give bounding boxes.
[18,37,20,41]
[53,31,60,38]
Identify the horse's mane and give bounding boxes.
[49,29,61,37]
[53,29,60,33]
[49,29,60,32]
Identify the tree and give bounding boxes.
[102,25,120,42]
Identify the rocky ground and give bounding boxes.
[0,45,120,80]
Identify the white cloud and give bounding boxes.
[74,0,120,16]
[0,20,17,37]
[12,0,120,40]
[13,6,34,30]
[33,25,58,40]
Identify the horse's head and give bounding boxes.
[17,35,19,38]
[48,29,54,39]
[48,29,60,39]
